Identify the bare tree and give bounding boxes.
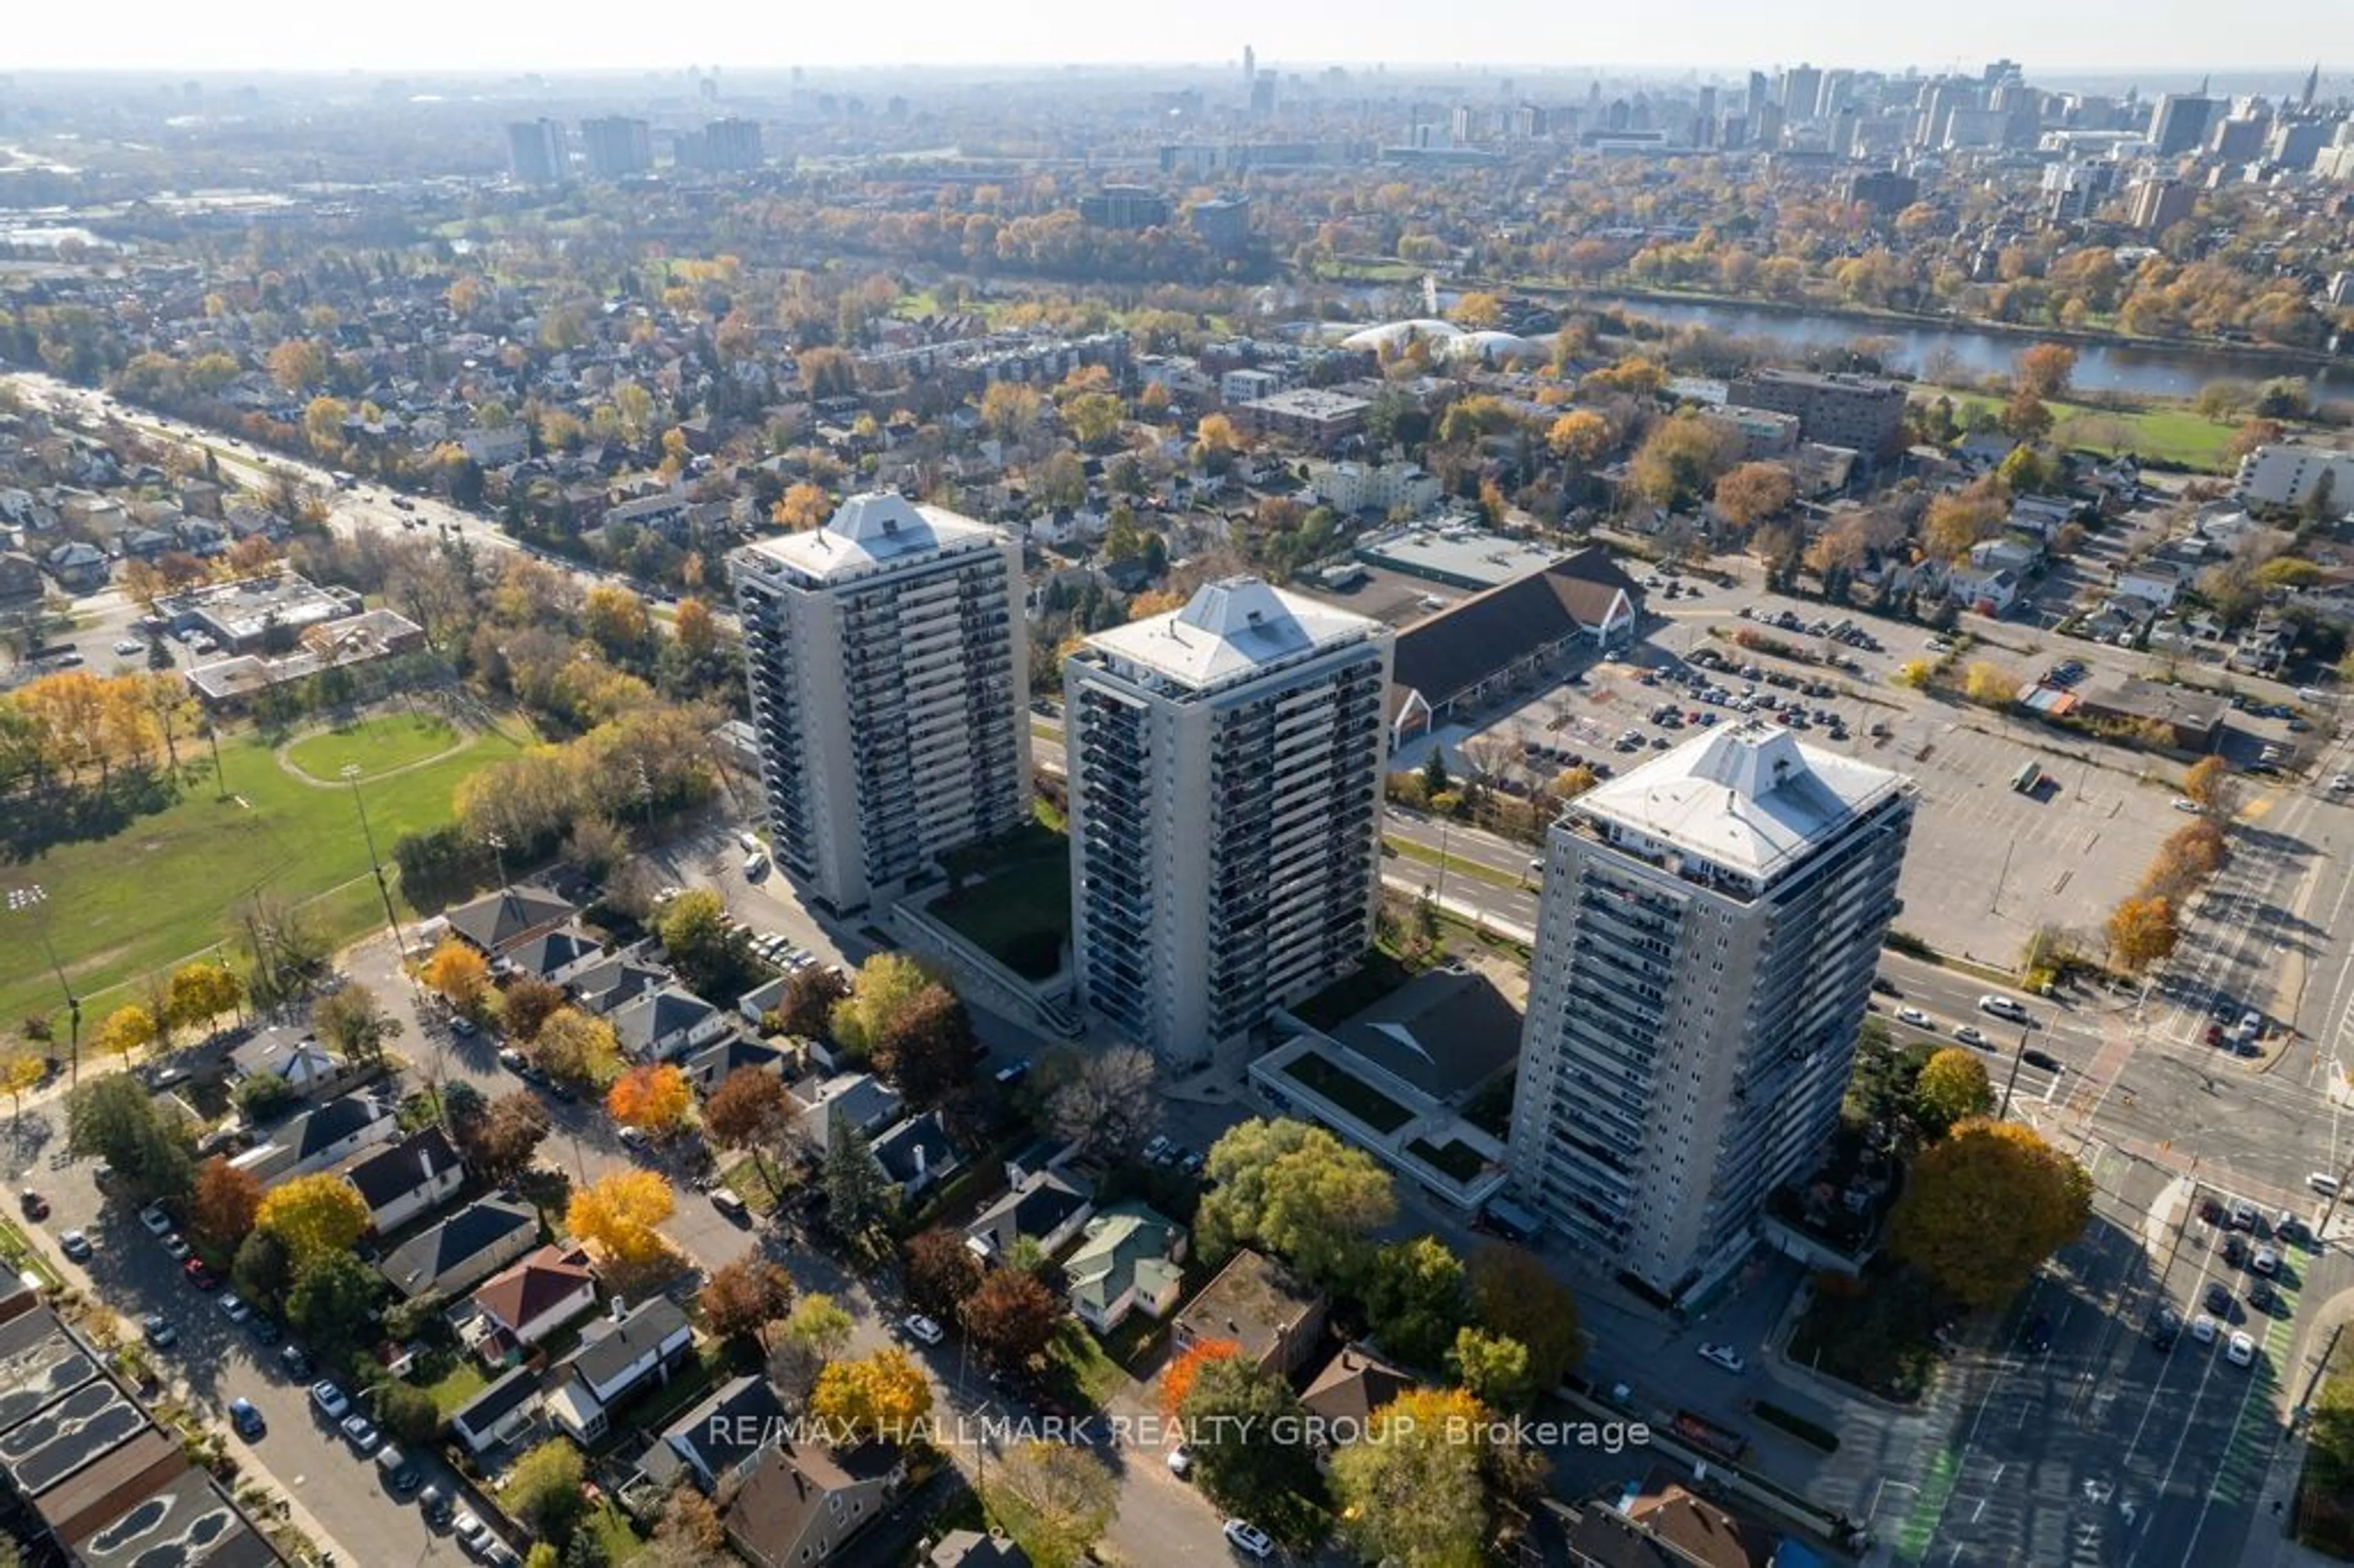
[1049,1046,1159,1157]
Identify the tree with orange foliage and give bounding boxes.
[191,1155,264,1250]
[1159,1338,1240,1420]
[606,1063,693,1138]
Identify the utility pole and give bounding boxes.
[1998,1022,2036,1119]
[485,831,510,894]
[341,765,408,962]
[6,886,80,1086]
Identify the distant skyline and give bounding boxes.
[9,0,2350,77]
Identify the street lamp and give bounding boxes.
[484,831,509,894]
[6,885,80,1085]
[1997,1020,2038,1120]
[341,765,408,961]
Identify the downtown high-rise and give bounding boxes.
[1065,579,1391,1068]
[733,493,1030,915]
[1507,721,1914,1301]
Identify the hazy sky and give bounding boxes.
[10,0,2350,74]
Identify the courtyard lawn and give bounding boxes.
[283,712,463,782]
[0,717,527,1029]
[932,824,1073,981]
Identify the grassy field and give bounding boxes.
[1921,388,2239,471]
[283,712,463,782]
[1,717,526,1029]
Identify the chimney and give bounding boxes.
[913,1144,928,1177]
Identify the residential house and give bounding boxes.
[1300,1345,1416,1433]
[722,1442,905,1568]
[870,1112,963,1201]
[1561,1467,1789,1568]
[1002,1136,1076,1190]
[380,1195,539,1301]
[42,541,109,592]
[928,1533,1033,1568]
[793,1074,904,1154]
[571,953,671,1016]
[682,1035,790,1095]
[232,1093,397,1184]
[736,973,791,1028]
[1171,1248,1325,1377]
[471,1245,600,1356]
[2008,493,2084,539]
[501,926,604,988]
[0,552,40,603]
[634,1374,788,1494]
[2116,560,2186,611]
[1946,564,2022,615]
[546,1298,698,1444]
[1063,1201,1188,1334]
[449,1366,541,1456]
[441,885,577,959]
[610,985,729,1064]
[339,1126,464,1236]
[964,1169,1094,1265]
[227,1030,346,1099]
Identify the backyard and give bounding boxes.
[0,710,527,1028]
[932,823,1072,981]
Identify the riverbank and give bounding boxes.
[1556,283,2348,380]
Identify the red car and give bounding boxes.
[182,1258,221,1291]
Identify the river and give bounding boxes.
[1601,295,2354,403]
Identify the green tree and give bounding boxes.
[232,1228,295,1309]
[1913,1048,1995,1139]
[64,1075,192,1202]
[1363,1236,1470,1367]
[1197,1118,1396,1290]
[506,1438,589,1543]
[1176,1352,1325,1529]
[534,1007,622,1087]
[1889,1117,2093,1306]
[286,1251,383,1361]
[653,889,753,1000]
[1466,1244,1582,1393]
[1449,1326,1534,1409]
[311,984,402,1065]
[823,1126,892,1236]
[829,953,935,1060]
[371,1381,441,1445]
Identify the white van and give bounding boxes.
[2310,1173,2341,1198]
[743,852,768,880]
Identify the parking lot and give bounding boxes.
[1432,576,2227,964]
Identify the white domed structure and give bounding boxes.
[1446,329,1544,365]
[1339,318,1465,354]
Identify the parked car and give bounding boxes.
[377,1444,422,1495]
[2252,1245,2279,1276]
[138,1205,174,1236]
[182,1258,221,1291]
[216,1292,251,1322]
[452,1513,490,1555]
[280,1344,313,1379]
[1222,1520,1275,1560]
[419,1485,455,1529]
[2149,1306,2181,1350]
[1697,1342,1747,1374]
[18,1190,47,1220]
[1142,1135,1172,1164]
[58,1230,91,1262]
[2192,1313,2219,1344]
[2205,1282,2233,1315]
[310,1381,350,1420]
[159,1233,192,1262]
[902,1314,945,1346]
[1168,1445,1194,1478]
[228,1398,265,1439]
[2226,1331,2257,1368]
[141,1313,178,1348]
[341,1414,383,1455]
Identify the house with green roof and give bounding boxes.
[1062,1201,1187,1334]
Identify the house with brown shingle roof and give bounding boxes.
[471,1244,598,1353]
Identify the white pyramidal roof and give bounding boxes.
[1084,577,1381,690]
[1575,720,1906,881]
[744,492,999,581]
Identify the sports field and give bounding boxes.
[1,712,525,1027]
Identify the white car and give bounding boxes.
[2191,1313,2219,1344]
[1143,1135,1173,1163]
[1167,1444,1194,1478]
[737,831,761,852]
[1953,1026,1987,1049]
[901,1314,945,1346]
[113,638,145,657]
[1222,1520,1275,1560]
[2226,1330,2257,1367]
[2330,774,2353,793]
[2171,797,2203,814]
[310,1380,351,1419]
[1895,1008,1932,1029]
[451,1512,489,1554]
[1697,1342,1747,1374]
[1978,994,2028,1022]
[216,1292,251,1323]
[139,1205,173,1236]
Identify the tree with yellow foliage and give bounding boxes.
[809,1347,933,1443]
[583,584,652,661]
[607,1064,693,1138]
[772,482,831,531]
[421,941,492,1022]
[267,338,327,393]
[567,1168,676,1269]
[1330,1388,1495,1568]
[2106,896,2179,974]
[1713,462,1798,530]
[533,1007,623,1089]
[1545,409,1613,467]
[256,1172,371,1263]
[1962,662,2022,708]
[93,1005,156,1064]
[1889,1117,2093,1306]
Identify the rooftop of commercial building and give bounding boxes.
[1574,720,1908,881]
[739,492,1000,584]
[1082,577,1384,693]
[1356,520,1565,590]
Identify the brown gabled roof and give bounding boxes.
[1391,546,1640,711]
[1298,1344,1417,1428]
[1616,1467,1781,1568]
[473,1245,595,1334]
